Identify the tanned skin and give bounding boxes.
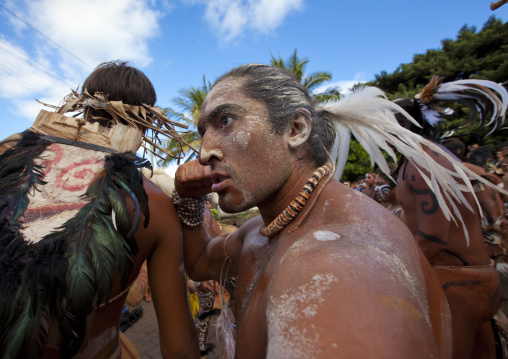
[463,163,505,229]
[174,78,452,359]
[397,147,500,359]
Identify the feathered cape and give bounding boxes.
[0,130,151,358]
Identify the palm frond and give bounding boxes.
[303,71,332,91]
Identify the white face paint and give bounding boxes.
[313,230,341,241]
[198,78,293,213]
[234,131,251,150]
[199,148,223,161]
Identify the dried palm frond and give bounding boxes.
[37,90,198,161]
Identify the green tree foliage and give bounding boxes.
[341,140,377,181]
[312,87,343,104]
[270,49,331,90]
[368,16,508,149]
[369,16,508,97]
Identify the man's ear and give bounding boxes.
[287,108,312,149]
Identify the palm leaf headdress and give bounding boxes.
[38,89,199,161]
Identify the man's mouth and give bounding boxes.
[210,172,229,184]
[210,172,231,192]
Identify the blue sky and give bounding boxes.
[0,0,506,174]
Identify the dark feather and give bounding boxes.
[89,222,116,305]
[23,288,51,358]
[412,77,507,138]
[51,152,150,356]
[105,186,130,234]
[0,131,151,358]
[0,131,49,222]
[114,177,141,240]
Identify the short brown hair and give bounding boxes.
[82,60,156,106]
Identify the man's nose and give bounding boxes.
[199,134,223,165]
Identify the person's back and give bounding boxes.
[393,77,508,359]
[0,61,199,359]
[397,147,491,267]
[397,145,501,359]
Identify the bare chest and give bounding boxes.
[234,235,275,316]
[232,234,281,355]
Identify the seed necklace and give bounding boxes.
[259,162,333,237]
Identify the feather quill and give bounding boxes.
[318,86,508,245]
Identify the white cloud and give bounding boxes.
[0,38,71,99]
[203,1,248,43]
[188,0,304,43]
[250,0,303,30]
[0,0,167,122]
[27,0,161,68]
[314,72,368,95]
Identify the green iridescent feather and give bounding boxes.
[0,131,152,358]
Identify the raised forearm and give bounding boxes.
[182,223,238,281]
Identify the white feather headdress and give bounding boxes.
[318,86,508,245]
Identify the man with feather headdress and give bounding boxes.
[0,61,200,358]
[393,76,508,359]
[169,63,469,358]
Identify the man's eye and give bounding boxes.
[221,117,233,128]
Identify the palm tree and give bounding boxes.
[269,49,342,102]
[312,87,343,104]
[157,75,212,166]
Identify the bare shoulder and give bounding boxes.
[142,176,177,207]
[265,237,438,358]
[312,181,414,246]
[138,177,181,240]
[263,183,439,357]
[273,220,425,299]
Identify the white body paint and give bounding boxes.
[313,230,341,241]
[266,273,338,358]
